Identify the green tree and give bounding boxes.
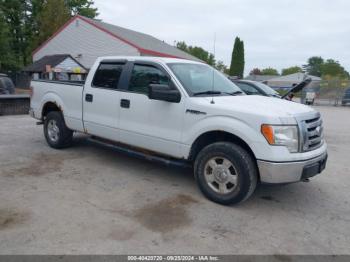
[32,0,99,53]
[189,46,216,65]
[303,56,324,77]
[249,68,262,75]
[176,41,216,66]
[229,37,245,77]
[261,67,279,75]
[25,0,45,60]
[34,0,71,49]
[281,66,303,75]
[0,0,99,71]
[0,11,16,72]
[65,0,98,18]
[176,41,188,52]
[215,60,227,73]
[0,0,27,68]
[320,59,349,79]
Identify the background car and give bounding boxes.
[342,88,350,106]
[231,79,281,98]
[0,74,15,94]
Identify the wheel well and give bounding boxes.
[42,102,61,119]
[189,131,257,163]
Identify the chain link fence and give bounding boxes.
[298,80,350,106]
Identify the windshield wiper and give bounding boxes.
[193,90,222,96]
[193,90,244,96]
[222,91,244,96]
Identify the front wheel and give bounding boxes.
[44,111,73,149]
[194,142,257,205]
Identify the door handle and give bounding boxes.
[120,99,130,108]
[85,94,93,102]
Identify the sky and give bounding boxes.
[93,0,350,75]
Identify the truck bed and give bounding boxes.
[30,80,85,132]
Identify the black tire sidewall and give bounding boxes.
[194,142,257,205]
[44,111,72,149]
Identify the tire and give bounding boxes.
[194,142,257,205]
[44,111,73,149]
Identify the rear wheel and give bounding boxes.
[44,111,73,149]
[194,142,257,205]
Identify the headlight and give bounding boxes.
[261,124,299,153]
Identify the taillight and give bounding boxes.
[29,86,33,98]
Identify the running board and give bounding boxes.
[88,136,191,168]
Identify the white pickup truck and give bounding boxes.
[30,56,327,205]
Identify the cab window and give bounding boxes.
[92,63,124,89]
[129,64,169,94]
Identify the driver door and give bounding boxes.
[118,62,185,157]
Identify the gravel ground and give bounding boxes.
[0,106,349,255]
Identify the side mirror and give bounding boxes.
[148,84,181,103]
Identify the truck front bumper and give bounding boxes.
[257,152,328,184]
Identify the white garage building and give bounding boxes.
[32,15,200,69]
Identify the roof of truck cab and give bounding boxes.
[98,56,205,64]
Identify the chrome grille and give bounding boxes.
[299,114,324,152]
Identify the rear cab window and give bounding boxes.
[92,63,125,89]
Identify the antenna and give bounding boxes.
[210,33,216,104]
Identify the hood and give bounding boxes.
[281,78,312,99]
[200,95,315,118]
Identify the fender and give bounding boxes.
[40,91,66,118]
[182,115,269,160]
[39,90,84,132]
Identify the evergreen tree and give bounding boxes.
[25,0,45,61]
[66,0,98,18]
[34,0,71,48]
[0,0,99,71]
[0,0,27,68]
[229,37,245,78]
[0,11,16,72]
[239,40,245,77]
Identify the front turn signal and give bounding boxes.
[261,124,275,145]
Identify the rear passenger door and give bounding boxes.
[83,60,126,141]
[118,61,185,157]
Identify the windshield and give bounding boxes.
[254,82,279,96]
[167,63,242,96]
